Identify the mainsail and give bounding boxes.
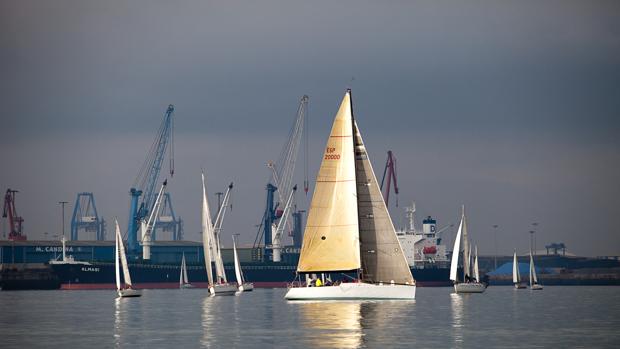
[180,253,189,285]
[297,91,360,272]
[353,120,413,284]
[513,250,520,284]
[233,236,244,286]
[461,207,470,279]
[116,220,132,287]
[449,215,463,282]
[115,221,121,291]
[201,173,214,286]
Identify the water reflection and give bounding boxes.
[113,297,124,349]
[294,301,363,349]
[201,296,215,348]
[450,293,464,347]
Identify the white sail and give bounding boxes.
[513,250,519,284]
[474,245,480,283]
[529,251,538,284]
[180,253,189,285]
[449,215,463,282]
[212,184,233,283]
[115,223,121,291]
[116,220,132,287]
[233,236,243,286]
[201,173,214,286]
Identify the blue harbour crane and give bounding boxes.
[152,193,183,241]
[253,96,308,261]
[127,104,175,254]
[70,192,106,241]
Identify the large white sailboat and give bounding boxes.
[115,219,141,298]
[201,173,237,296]
[513,250,526,289]
[529,250,543,290]
[179,253,194,289]
[284,89,416,300]
[449,206,486,294]
[233,235,254,292]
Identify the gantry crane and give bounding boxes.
[70,192,106,241]
[127,105,175,254]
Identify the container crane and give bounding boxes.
[380,150,399,208]
[3,189,26,241]
[70,192,106,241]
[127,105,175,254]
[253,96,308,261]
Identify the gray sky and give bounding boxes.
[1,0,619,256]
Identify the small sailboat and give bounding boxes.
[201,173,237,296]
[179,253,194,289]
[529,250,543,290]
[513,250,526,289]
[450,206,486,293]
[115,219,141,298]
[233,235,253,292]
[285,89,416,300]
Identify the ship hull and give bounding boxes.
[51,262,453,289]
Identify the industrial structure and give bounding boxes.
[253,96,308,262]
[126,104,175,254]
[152,193,183,241]
[70,192,106,241]
[380,150,399,208]
[2,189,26,241]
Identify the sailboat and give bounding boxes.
[449,206,486,293]
[233,235,253,292]
[529,250,543,290]
[179,253,194,288]
[284,89,416,300]
[201,173,237,296]
[513,250,526,289]
[115,219,141,298]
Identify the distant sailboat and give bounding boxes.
[179,253,194,289]
[529,250,543,290]
[201,173,237,296]
[449,206,486,293]
[284,89,416,300]
[115,219,141,298]
[233,235,253,292]
[513,250,526,289]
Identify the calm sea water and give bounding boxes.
[1,286,619,348]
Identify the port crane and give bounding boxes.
[380,150,399,208]
[253,96,308,261]
[126,105,175,254]
[70,192,106,241]
[3,189,26,241]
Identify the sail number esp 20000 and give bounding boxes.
[324,147,340,160]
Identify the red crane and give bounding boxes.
[3,189,26,241]
[380,150,399,208]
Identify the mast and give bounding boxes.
[461,205,470,280]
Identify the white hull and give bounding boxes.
[118,288,142,298]
[209,283,237,295]
[531,284,543,290]
[454,282,486,294]
[180,283,195,289]
[284,282,416,300]
[514,283,527,289]
[238,283,254,292]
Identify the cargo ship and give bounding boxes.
[0,206,455,289]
